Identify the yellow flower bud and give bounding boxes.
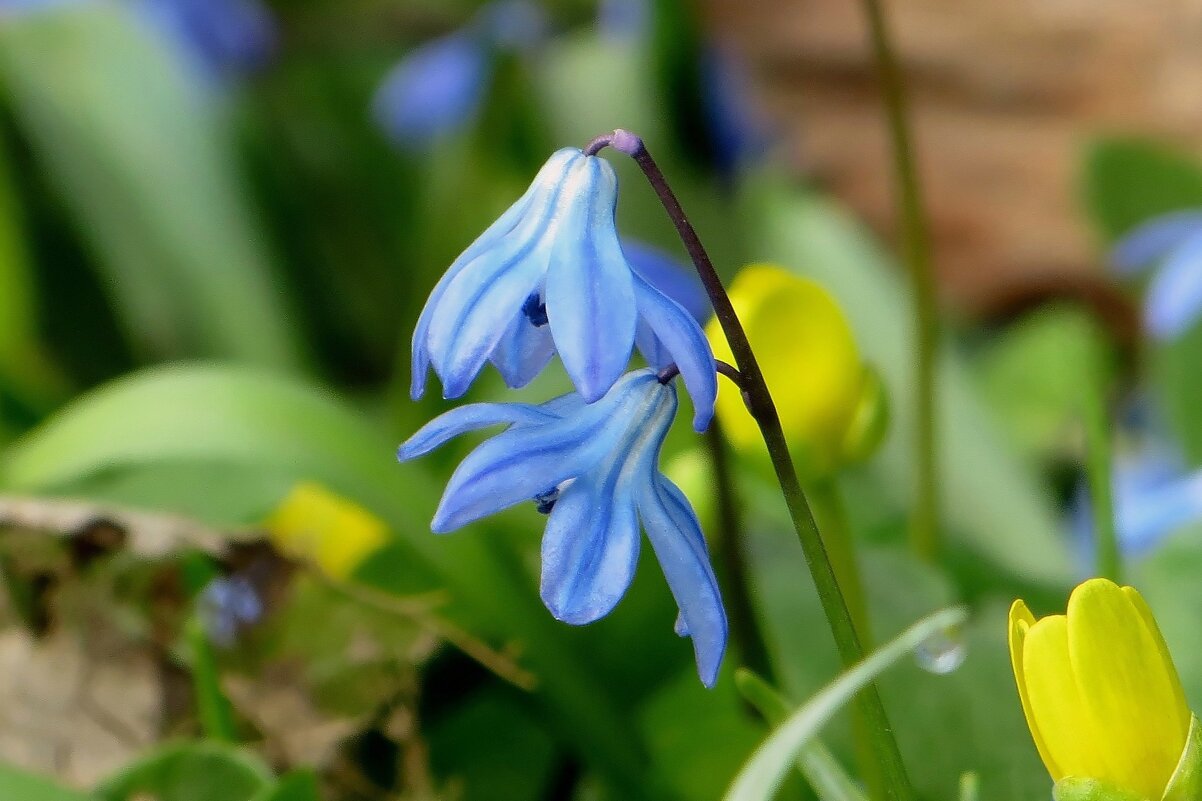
[266,482,389,580]
[705,264,877,479]
[1009,579,1192,801]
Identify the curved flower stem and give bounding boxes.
[595,131,916,801]
[858,0,941,563]
[703,419,772,678]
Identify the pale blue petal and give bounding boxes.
[372,31,489,150]
[1117,470,1202,553]
[545,157,637,402]
[1144,229,1202,338]
[638,475,727,687]
[539,469,641,624]
[410,155,556,398]
[536,391,588,418]
[633,273,717,431]
[624,239,710,323]
[397,402,557,461]
[1111,210,1202,276]
[429,373,653,531]
[489,305,555,389]
[427,150,584,397]
[634,318,669,370]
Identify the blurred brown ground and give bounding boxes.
[708,0,1202,318]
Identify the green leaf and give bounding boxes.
[739,183,1073,585]
[249,771,321,801]
[0,5,302,367]
[1053,778,1144,801]
[724,607,967,801]
[94,741,273,801]
[0,763,88,801]
[1163,716,1202,801]
[1081,137,1202,241]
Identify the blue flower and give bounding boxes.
[701,45,772,179]
[198,575,263,647]
[398,368,728,686]
[410,148,717,430]
[1110,210,1202,339]
[373,0,546,152]
[134,0,277,77]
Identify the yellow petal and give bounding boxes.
[1123,586,1191,740]
[706,264,863,476]
[1023,614,1109,781]
[1009,599,1061,778]
[267,481,389,579]
[1067,578,1189,800]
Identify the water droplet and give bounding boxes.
[914,624,967,675]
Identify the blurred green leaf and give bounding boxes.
[973,305,1112,462]
[1134,528,1202,709]
[0,763,88,801]
[740,183,1073,586]
[249,771,321,801]
[1082,137,1202,242]
[94,741,273,801]
[0,5,303,367]
[0,364,668,800]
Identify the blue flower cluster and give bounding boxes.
[399,141,728,685]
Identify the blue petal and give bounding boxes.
[539,467,641,624]
[545,157,637,402]
[489,304,555,389]
[137,0,278,77]
[638,475,727,687]
[397,402,558,461]
[701,46,771,177]
[634,318,669,370]
[1117,469,1202,554]
[1111,210,1202,276]
[633,273,717,431]
[372,31,489,150]
[426,149,583,397]
[430,380,645,532]
[1143,229,1202,338]
[410,154,560,398]
[623,239,710,323]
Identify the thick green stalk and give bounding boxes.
[858,0,941,562]
[597,132,916,801]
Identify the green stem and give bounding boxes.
[185,615,237,743]
[603,133,916,801]
[1082,369,1120,582]
[703,421,772,678]
[858,0,941,563]
[807,478,882,801]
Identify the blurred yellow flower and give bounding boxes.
[266,482,389,580]
[706,264,882,478]
[1009,578,1192,801]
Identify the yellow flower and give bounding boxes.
[266,482,389,580]
[705,264,882,478]
[1009,578,1192,800]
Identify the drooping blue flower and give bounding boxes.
[373,0,547,152]
[398,368,728,686]
[410,147,717,430]
[1110,210,1202,339]
[134,0,277,77]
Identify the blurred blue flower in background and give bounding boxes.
[701,45,772,179]
[198,575,263,647]
[1110,210,1202,339]
[373,0,546,151]
[135,0,277,78]
[410,147,716,429]
[398,368,727,686]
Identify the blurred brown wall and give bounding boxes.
[708,0,1202,316]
